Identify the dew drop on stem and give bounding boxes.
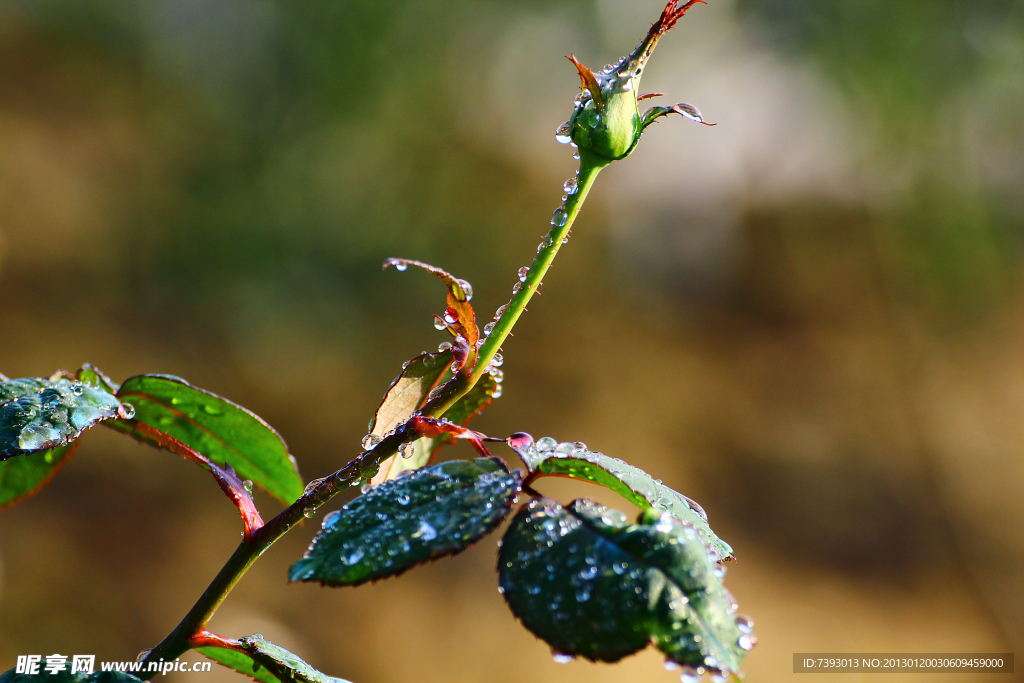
[563,177,578,194]
[518,267,530,282]
[550,207,568,228]
[555,121,572,144]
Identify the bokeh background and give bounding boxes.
[1,0,1022,681]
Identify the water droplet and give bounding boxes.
[552,653,574,664]
[302,506,315,518]
[736,615,754,634]
[489,368,504,383]
[117,403,136,420]
[397,493,411,505]
[343,549,365,565]
[507,432,534,449]
[551,208,568,227]
[455,278,474,301]
[394,262,408,271]
[738,634,756,651]
[679,666,702,683]
[438,341,453,352]
[433,315,447,330]
[415,519,437,541]
[491,352,504,367]
[572,150,580,160]
[484,322,496,336]
[555,121,572,144]
[536,436,557,451]
[512,282,522,294]
[563,177,578,194]
[492,384,503,398]
[495,304,508,318]
[72,385,84,396]
[322,510,341,529]
[518,266,530,282]
[361,434,382,450]
[135,649,152,662]
[450,361,460,372]
[443,311,458,324]
[242,479,254,493]
[664,661,680,671]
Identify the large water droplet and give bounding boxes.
[433,315,447,331]
[736,615,754,634]
[322,510,341,529]
[118,403,136,420]
[518,266,530,282]
[361,434,382,450]
[242,479,254,493]
[398,441,414,459]
[455,278,474,301]
[507,432,534,449]
[563,177,578,195]
[551,208,568,227]
[491,352,504,367]
[394,262,408,271]
[438,341,453,352]
[483,322,496,336]
[738,634,756,651]
[555,121,572,144]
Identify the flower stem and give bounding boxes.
[426,149,609,416]
[138,149,607,676]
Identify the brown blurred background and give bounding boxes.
[1,0,1022,681]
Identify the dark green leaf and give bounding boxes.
[0,378,122,459]
[511,435,733,560]
[197,635,351,683]
[0,443,78,510]
[498,498,752,676]
[114,375,303,503]
[0,668,142,683]
[290,457,522,586]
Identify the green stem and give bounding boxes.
[138,432,405,677]
[425,149,608,416]
[139,149,608,676]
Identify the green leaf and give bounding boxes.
[510,434,733,560]
[197,636,351,683]
[76,363,121,394]
[114,375,303,504]
[290,457,522,586]
[0,443,78,510]
[498,498,752,676]
[0,668,142,683]
[0,378,122,459]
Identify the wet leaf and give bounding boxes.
[290,458,522,586]
[0,378,122,459]
[0,443,78,510]
[76,363,121,394]
[383,258,478,350]
[510,435,733,560]
[367,352,451,439]
[197,635,351,683]
[0,668,142,683]
[372,366,499,484]
[114,375,303,504]
[498,498,751,675]
[368,351,450,485]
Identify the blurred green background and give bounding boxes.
[1,0,1022,681]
